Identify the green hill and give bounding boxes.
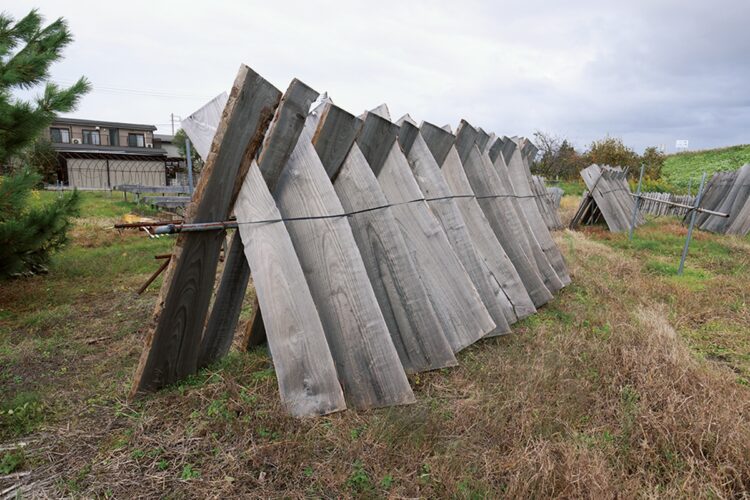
[663,144,750,188]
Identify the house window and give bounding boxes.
[50,127,70,143]
[109,128,119,146]
[82,129,101,145]
[128,133,145,147]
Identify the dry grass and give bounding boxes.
[2,194,750,498]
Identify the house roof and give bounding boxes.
[51,117,157,131]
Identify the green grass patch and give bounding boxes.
[663,144,750,188]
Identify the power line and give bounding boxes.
[53,79,215,100]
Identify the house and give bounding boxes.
[47,118,184,189]
[153,134,180,157]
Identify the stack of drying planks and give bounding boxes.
[570,164,645,233]
[692,164,750,236]
[131,64,572,417]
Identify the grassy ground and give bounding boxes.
[663,144,750,188]
[1,192,750,497]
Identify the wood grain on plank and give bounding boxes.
[459,141,553,307]
[503,138,570,285]
[479,134,563,294]
[272,125,414,409]
[132,65,281,395]
[199,79,319,369]
[312,104,457,372]
[358,113,494,351]
[400,122,509,336]
[234,164,346,417]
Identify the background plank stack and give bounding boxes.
[692,164,750,236]
[570,164,645,233]
[131,64,573,416]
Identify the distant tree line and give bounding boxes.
[531,131,665,181]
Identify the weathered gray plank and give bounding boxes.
[454,120,478,165]
[484,135,564,293]
[457,129,553,307]
[272,125,414,409]
[503,138,570,285]
[422,121,536,322]
[312,104,457,372]
[234,164,346,417]
[400,121,509,336]
[475,128,491,153]
[357,113,494,351]
[131,65,281,395]
[198,79,319,369]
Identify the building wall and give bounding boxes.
[67,158,167,189]
[50,124,155,148]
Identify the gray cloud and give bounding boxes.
[7,0,749,153]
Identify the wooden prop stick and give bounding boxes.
[131,65,281,395]
[311,103,457,373]
[199,79,319,368]
[420,120,536,323]
[398,120,510,336]
[357,112,494,352]
[234,163,346,417]
[269,122,414,409]
[455,122,553,307]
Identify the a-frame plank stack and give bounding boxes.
[132,63,575,416]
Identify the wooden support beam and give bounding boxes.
[131,65,281,395]
[198,79,319,370]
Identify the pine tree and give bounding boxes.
[0,10,89,277]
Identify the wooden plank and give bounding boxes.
[457,127,553,307]
[312,104,457,372]
[454,119,478,165]
[485,136,564,293]
[475,128,490,152]
[198,79,319,369]
[420,121,454,167]
[272,125,414,409]
[399,121,509,336]
[234,163,346,417]
[503,138,570,285]
[357,113,494,351]
[357,112,399,176]
[421,121,536,322]
[131,65,281,395]
[311,101,363,180]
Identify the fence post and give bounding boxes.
[678,172,707,275]
[629,163,645,241]
[185,137,195,195]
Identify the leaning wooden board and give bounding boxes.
[420,120,537,323]
[132,65,281,395]
[198,79,319,369]
[398,120,510,336]
[234,164,346,417]
[501,138,570,285]
[311,102,457,373]
[271,124,414,409]
[456,130,553,307]
[481,136,564,293]
[357,112,495,352]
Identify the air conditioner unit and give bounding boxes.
[146,143,153,148]
[73,139,80,144]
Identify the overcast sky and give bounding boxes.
[8,0,749,152]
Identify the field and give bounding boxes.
[663,144,750,188]
[1,192,750,497]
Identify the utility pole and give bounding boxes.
[171,113,175,136]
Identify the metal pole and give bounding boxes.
[678,172,707,275]
[629,163,645,240]
[185,137,195,195]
